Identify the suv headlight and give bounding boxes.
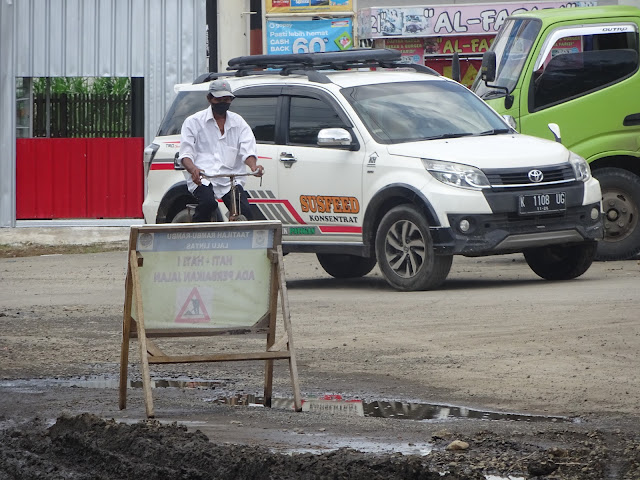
[568,151,591,182]
[422,159,490,190]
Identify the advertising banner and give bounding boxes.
[358,1,598,39]
[426,58,483,87]
[266,0,353,14]
[384,35,494,60]
[384,38,425,65]
[267,18,353,54]
[429,35,494,55]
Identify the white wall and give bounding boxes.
[218,0,252,71]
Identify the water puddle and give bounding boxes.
[0,376,576,424]
[211,393,575,424]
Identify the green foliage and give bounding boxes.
[91,77,130,95]
[33,77,131,95]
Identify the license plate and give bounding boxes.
[518,192,566,215]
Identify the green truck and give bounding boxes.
[472,5,640,260]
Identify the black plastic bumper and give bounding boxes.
[431,202,603,256]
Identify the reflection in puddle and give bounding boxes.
[0,376,575,424]
[213,393,575,424]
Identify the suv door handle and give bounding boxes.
[280,152,297,168]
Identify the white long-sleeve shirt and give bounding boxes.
[178,107,257,197]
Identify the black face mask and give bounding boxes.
[212,103,231,115]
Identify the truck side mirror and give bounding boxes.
[481,52,497,83]
[451,52,461,83]
[481,51,514,110]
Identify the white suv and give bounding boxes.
[143,49,603,291]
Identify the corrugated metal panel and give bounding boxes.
[15,138,88,219]
[2,0,210,226]
[86,138,144,218]
[12,0,207,143]
[0,0,17,227]
[16,138,144,219]
[15,0,141,77]
[146,0,208,145]
[2,0,207,226]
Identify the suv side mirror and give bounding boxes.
[317,128,353,148]
[451,52,461,83]
[548,123,562,143]
[481,52,497,83]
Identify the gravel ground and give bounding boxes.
[0,243,639,479]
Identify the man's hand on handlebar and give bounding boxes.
[191,168,205,185]
[253,165,265,177]
[181,157,204,185]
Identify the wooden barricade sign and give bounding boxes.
[118,221,301,418]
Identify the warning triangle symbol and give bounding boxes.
[175,287,211,324]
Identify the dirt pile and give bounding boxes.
[1,414,640,479]
[0,414,450,480]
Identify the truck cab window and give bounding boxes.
[533,30,639,110]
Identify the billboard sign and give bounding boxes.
[266,0,353,14]
[357,1,598,39]
[267,18,353,54]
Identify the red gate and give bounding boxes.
[16,138,144,219]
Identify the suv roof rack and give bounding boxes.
[193,49,438,85]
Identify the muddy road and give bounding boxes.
[0,248,639,479]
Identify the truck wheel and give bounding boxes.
[524,241,597,280]
[375,205,452,291]
[316,253,377,279]
[594,168,640,260]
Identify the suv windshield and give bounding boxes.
[472,18,541,99]
[342,81,509,144]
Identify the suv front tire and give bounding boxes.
[375,205,453,291]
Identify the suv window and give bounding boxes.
[288,96,348,146]
[156,92,279,144]
[157,91,210,136]
[230,96,278,144]
[532,31,639,110]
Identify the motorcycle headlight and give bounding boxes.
[422,159,490,190]
[568,151,591,182]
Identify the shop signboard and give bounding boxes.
[385,35,493,56]
[426,58,483,88]
[357,1,598,39]
[429,35,494,55]
[266,18,353,54]
[266,0,353,14]
[384,38,425,65]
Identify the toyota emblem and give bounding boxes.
[528,169,544,183]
